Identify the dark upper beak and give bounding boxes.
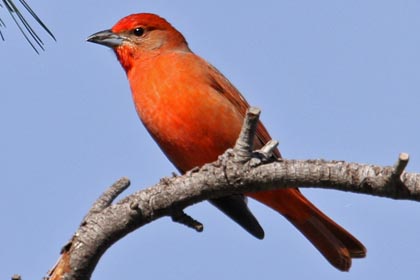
[87,29,124,48]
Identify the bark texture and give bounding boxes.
[47,108,419,280]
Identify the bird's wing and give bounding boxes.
[206,61,281,158]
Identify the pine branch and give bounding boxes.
[1,0,55,53]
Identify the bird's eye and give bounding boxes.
[133,27,145,36]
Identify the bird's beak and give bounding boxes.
[87,29,124,48]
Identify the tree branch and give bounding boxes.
[46,107,420,280]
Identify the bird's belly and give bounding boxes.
[133,88,244,173]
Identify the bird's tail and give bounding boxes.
[248,189,366,271]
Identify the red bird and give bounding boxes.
[87,13,366,271]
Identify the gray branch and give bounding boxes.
[46,108,420,280]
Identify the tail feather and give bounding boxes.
[318,211,366,259]
[248,188,366,271]
[210,195,265,239]
[300,216,352,271]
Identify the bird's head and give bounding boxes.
[87,13,189,71]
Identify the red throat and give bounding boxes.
[115,46,135,73]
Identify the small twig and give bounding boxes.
[359,153,411,197]
[87,177,130,214]
[249,140,279,167]
[171,210,203,232]
[389,152,411,196]
[393,153,409,178]
[234,107,261,163]
[259,139,279,156]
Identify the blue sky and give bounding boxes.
[1,1,420,279]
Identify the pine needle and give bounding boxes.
[1,0,56,53]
